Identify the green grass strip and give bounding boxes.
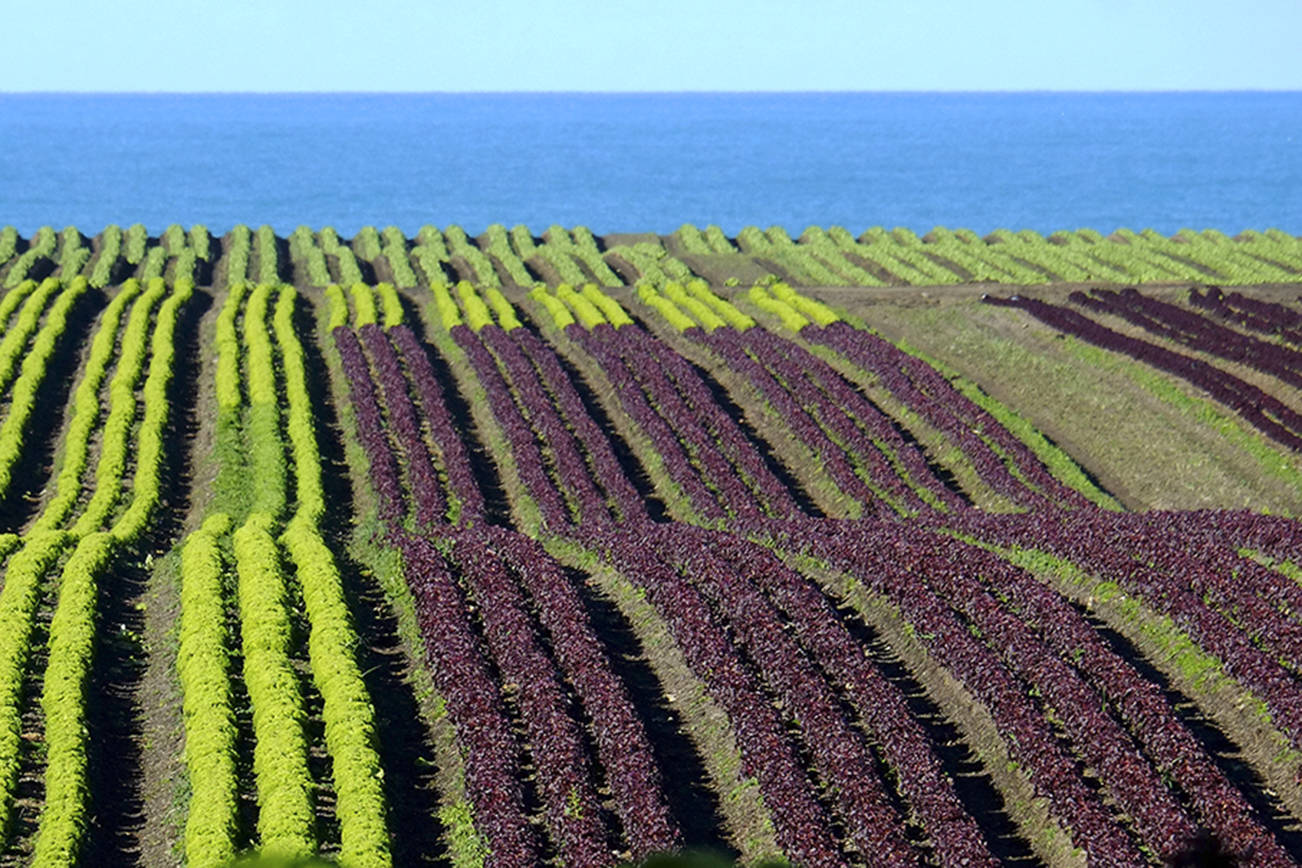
[1062,337,1302,511]
[839,307,1122,511]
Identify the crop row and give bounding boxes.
[1074,287,1302,389]
[311,279,1302,866]
[986,293,1302,450]
[33,279,193,864]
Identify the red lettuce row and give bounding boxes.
[706,325,954,515]
[360,324,446,529]
[773,520,1146,865]
[951,509,1302,751]
[395,533,540,867]
[740,327,963,511]
[638,525,931,866]
[580,528,846,866]
[451,323,573,526]
[1190,287,1302,344]
[334,327,406,523]
[985,294,1302,450]
[690,529,1002,868]
[568,323,729,521]
[388,325,486,523]
[1074,288,1302,389]
[478,325,614,527]
[482,528,681,857]
[444,531,613,865]
[507,327,649,525]
[809,320,1093,509]
[924,522,1296,865]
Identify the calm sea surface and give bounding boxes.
[0,92,1298,236]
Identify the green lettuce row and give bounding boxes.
[89,226,122,289]
[797,228,885,286]
[215,283,248,412]
[123,223,148,265]
[746,285,809,332]
[320,228,365,287]
[445,227,501,287]
[31,281,146,533]
[273,289,324,525]
[290,226,331,287]
[0,279,92,501]
[244,284,288,521]
[482,286,521,330]
[225,225,252,286]
[455,281,494,331]
[580,283,633,327]
[851,227,963,284]
[432,282,463,330]
[235,514,316,859]
[177,514,240,868]
[0,277,63,394]
[636,284,696,332]
[376,283,404,329]
[278,286,388,865]
[55,227,90,282]
[529,286,575,330]
[256,225,280,285]
[140,246,168,281]
[354,227,382,263]
[30,532,118,867]
[0,227,17,266]
[770,282,839,326]
[483,224,535,286]
[2,227,56,289]
[325,284,349,331]
[663,282,725,331]
[562,226,623,286]
[381,227,419,289]
[416,225,450,257]
[922,228,1026,283]
[1151,228,1291,284]
[0,279,37,331]
[350,283,379,329]
[161,224,186,256]
[281,524,391,867]
[190,225,212,262]
[0,532,72,836]
[674,224,713,255]
[70,278,170,536]
[683,279,754,330]
[555,284,605,329]
[111,279,194,542]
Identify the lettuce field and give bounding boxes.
[0,224,1301,867]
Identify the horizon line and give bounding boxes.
[3,87,1301,96]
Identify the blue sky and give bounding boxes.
[8,0,1302,91]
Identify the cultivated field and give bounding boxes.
[0,224,1300,867]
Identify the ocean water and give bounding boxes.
[0,92,1298,236]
